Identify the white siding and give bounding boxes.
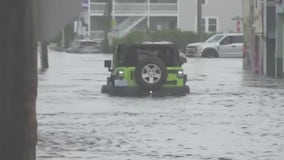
[179,0,242,32]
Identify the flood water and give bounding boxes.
[37,51,284,160]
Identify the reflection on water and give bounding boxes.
[37,51,284,160]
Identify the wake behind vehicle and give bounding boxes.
[186,33,243,58]
[101,43,190,96]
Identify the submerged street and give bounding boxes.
[37,51,284,160]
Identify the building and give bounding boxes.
[179,0,242,33]
[88,0,179,40]
[275,0,284,77]
[73,0,89,38]
[87,0,242,41]
[243,0,284,78]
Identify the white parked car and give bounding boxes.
[186,33,243,58]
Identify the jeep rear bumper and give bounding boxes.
[101,85,190,97]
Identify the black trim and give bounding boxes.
[167,70,179,74]
[130,70,134,80]
[101,85,190,97]
[165,80,177,85]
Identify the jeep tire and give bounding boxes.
[135,58,167,90]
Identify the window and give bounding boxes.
[195,0,207,5]
[201,0,207,4]
[220,36,232,45]
[119,46,177,67]
[220,35,243,45]
[196,17,218,33]
[208,18,217,32]
[233,36,243,43]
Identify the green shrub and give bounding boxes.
[113,30,214,52]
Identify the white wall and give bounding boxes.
[37,0,83,41]
[179,0,242,33]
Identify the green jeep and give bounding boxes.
[101,43,190,96]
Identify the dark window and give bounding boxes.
[196,0,207,4]
[233,36,243,43]
[118,46,177,67]
[220,36,233,45]
[220,36,243,45]
[255,0,258,8]
[201,0,206,4]
[208,18,217,32]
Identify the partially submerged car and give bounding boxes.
[101,43,190,96]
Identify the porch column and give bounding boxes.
[275,13,283,78]
[88,0,91,37]
[147,0,150,29]
[177,0,180,29]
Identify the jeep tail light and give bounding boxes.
[118,70,124,78]
[177,70,184,78]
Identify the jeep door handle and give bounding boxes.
[232,45,236,47]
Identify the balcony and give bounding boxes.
[89,2,178,16]
[90,31,104,40]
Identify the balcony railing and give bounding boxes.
[89,2,178,14]
[114,3,147,13]
[90,2,106,13]
[150,3,177,13]
[89,31,104,40]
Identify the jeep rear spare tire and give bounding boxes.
[135,58,167,90]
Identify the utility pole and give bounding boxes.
[40,42,49,69]
[0,0,38,159]
[61,28,65,48]
[102,0,112,53]
[197,0,203,42]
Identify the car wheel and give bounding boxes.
[135,58,167,90]
[202,49,219,58]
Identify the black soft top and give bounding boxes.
[117,43,179,54]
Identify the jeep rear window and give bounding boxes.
[118,46,178,67]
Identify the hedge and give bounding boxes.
[113,30,214,52]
